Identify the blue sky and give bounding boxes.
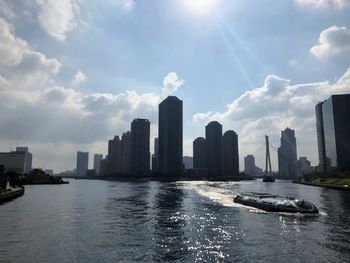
[0,0,350,172]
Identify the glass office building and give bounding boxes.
[317,94,350,171]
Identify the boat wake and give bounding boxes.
[183,181,265,213]
[183,181,325,217]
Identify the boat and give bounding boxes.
[0,181,25,204]
[234,192,319,213]
[263,176,275,182]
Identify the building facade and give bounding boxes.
[193,137,207,170]
[131,119,150,176]
[205,121,222,177]
[277,128,298,178]
[121,132,132,175]
[152,138,159,173]
[0,152,26,174]
[183,156,193,170]
[221,130,239,177]
[93,154,103,176]
[158,96,183,177]
[316,102,327,172]
[15,147,32,173]
[108,136,123,175]
[244,155,263,177]
[76,151,89,177]
[317,94,350,171]
[296,157,314,177]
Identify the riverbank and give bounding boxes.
[293,180,350,191]
[66,175,256,182]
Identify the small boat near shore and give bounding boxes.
[234,192,319,213]
[0,181,25,204]
[263,176,275,182]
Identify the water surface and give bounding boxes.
[0,179,349,262]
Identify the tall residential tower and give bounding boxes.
[158,96,183,177]
[205,121,222,177]
[277,128,297,178]
[131,119,150,177]
[221,130,239,177]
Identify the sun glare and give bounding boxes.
[182,0,217,16]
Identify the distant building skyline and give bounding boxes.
[0,1,349,173]
[244,155,263,177]
[296,157,314,177]
[183,156,193,170]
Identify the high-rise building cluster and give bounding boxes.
[76,96,240,179]
[100,118,150,177]
[192,121,240,178]
[74,93,350,179]
[316,94,350,172]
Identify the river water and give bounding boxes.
[0,179,349,262]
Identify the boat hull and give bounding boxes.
[263,177,275,182]
[234,192,318,214]
[0,186,25,204]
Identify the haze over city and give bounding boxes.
[0,0,350,173]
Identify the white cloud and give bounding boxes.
[35,0,80,41]
[0,16,186,171]
[193,111,213,122]
[116,0,135,10]
[0,17,60,90]
[295,0,350,8]
[192,68,350,168]
[70,70,86,87]
[0,1,15,20]
[311,26,350,59]
[161,72,185,98]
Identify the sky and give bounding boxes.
[0,0,350,173]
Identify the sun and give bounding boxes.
[182,0,218,16]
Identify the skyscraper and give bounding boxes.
[93,154,103,176]
[316,94,350,171]
[158,96,183,177]
[121,131,132,175]
[221,130,239,177]
[108,136,123,175]
[193,137,207,170]
[278,128,297,178]
[131,119,150,177]
[76,151,88,177]
[152,138,159,173]
[205,121,222,177]
[316,102,326,172]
